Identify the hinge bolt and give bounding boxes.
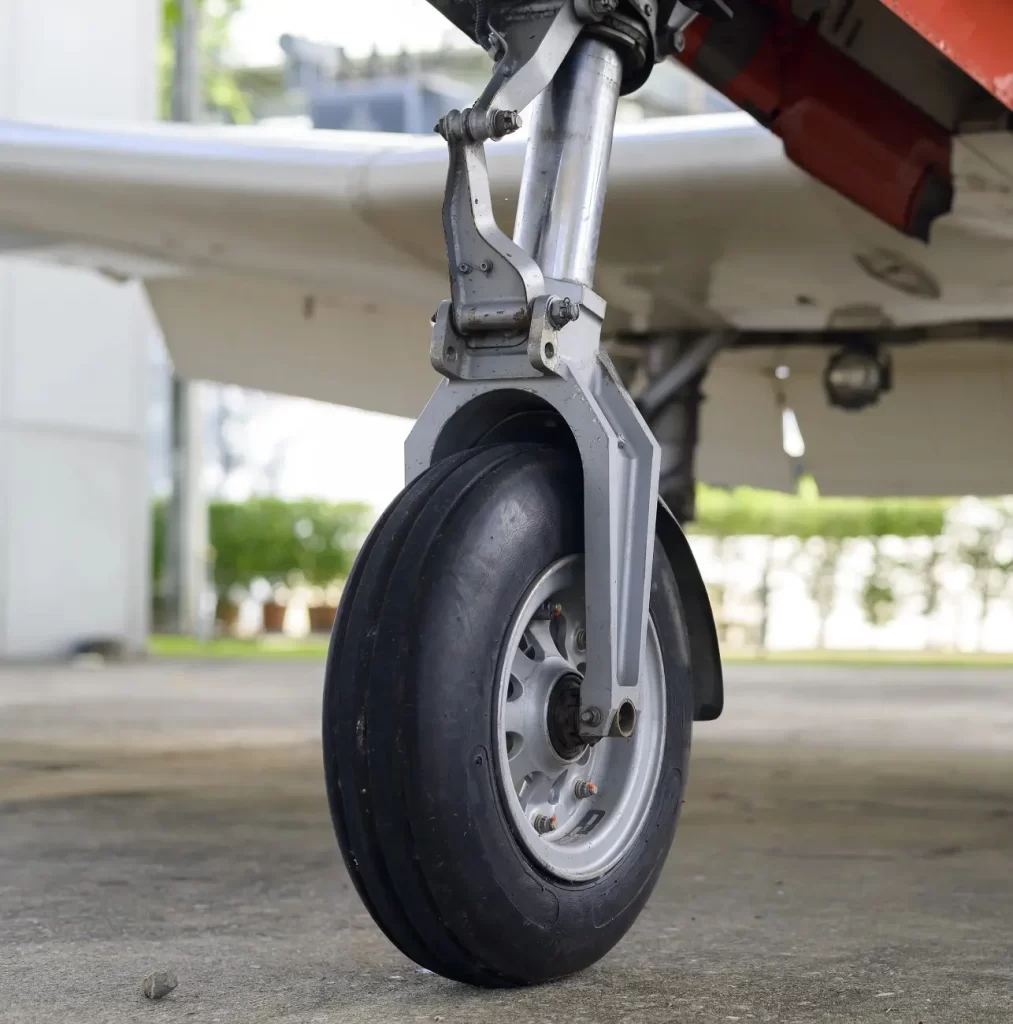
[492,109,522,137]
[547,296,580,328]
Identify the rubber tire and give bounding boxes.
[323,443,693,987]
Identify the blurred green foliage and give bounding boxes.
[152,485,946,601]
[152,499,371,596]
[160,0,252,123]
[693,484,948,539]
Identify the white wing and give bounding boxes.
[2,113,1012,494]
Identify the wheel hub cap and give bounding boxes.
[494,555,667,882]
[546,673,587,760]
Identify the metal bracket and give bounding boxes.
[434,2,585,341]
[479,2,586,115]
[408,283,660,740]
[436,133,545,341]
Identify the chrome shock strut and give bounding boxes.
[514,36,623,288]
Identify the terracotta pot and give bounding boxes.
[216,599,240,632]
[262,600,287,634]
[308,604,337,634]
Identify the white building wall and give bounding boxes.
[0,0,159,657]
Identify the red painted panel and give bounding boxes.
[881,0,1013,109]
[674,6,953,239]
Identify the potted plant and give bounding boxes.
[262,585,289,633]
[295,501,370,633]
[208,503,256,635]
[307,586,338,634]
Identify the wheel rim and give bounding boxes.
[494,555,666,882]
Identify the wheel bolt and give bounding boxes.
[574,627,586,652]
[574,779,597,800]
[532,814,557,835]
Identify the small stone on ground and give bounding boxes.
[142,971,178,1001]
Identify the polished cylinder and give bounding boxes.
[513,36,623,288]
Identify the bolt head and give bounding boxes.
[458,262,472,274]
[479,260,492,273]
[492,109,522,138]
[580,706,603,727]
[547,295,580,329]
[487,34,506,60]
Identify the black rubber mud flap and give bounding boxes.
[656,499,724,721]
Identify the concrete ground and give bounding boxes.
[1,660,1011,1023]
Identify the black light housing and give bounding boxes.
[824,344,893,411]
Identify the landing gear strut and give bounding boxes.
[324,0,721,986]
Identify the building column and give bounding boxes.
[0,0,159,657]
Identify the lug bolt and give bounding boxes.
[532,814,557,835]
[574,779,598,800]
[580,706,603,728]
[575,627,586,652]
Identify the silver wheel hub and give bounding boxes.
[494,556,667,882]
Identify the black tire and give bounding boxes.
[323,443,693,986]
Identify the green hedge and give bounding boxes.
[152,486,949,598]
[152,498,371,594]
[693,485,948,539]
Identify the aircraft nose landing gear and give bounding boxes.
[323,0,719,986]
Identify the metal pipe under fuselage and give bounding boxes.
[513,36,623,289]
